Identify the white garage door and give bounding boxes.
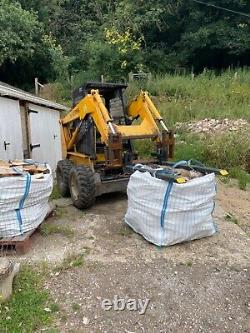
[0,97,23,160]
[28,103,62,172]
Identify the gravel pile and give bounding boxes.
[176,118,249,134]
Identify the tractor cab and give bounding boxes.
[72,82,132,159]
[73,82,128,125]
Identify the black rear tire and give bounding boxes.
[56,159,74,197]
[69,165,96,209]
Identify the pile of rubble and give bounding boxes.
[175,118,249,134]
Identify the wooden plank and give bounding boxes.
[0,160,49,177]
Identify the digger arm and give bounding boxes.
[116,91,169,139]
[61,90,116,150]
[61,88,174,161]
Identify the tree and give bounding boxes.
[175,0,250,70]
[0,0,68,88]
[0,0,40,65]
[1,0,250,88]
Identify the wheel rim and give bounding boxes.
[70,173,79,201]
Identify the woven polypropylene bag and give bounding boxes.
[0,167,53,237]
[125,171,217,246]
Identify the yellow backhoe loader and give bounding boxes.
[57,82,174,209]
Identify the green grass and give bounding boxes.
[40,223,74,238]
[50,185,62,201]
[174,133,207,163]
[179,260,193,267]
[174,132,249,190]
[135,129,249,190]
[56,249,91,272]
[186,260,193,267]
[229,167,250,191]
[0,266,57,333]
[127,68,250,125]
[71,303,81,311]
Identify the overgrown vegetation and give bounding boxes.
[127,69,250,125]
[173,130,250,170]
[0,266,57,332]
[130,71,250,189]
[172,131,250,190]
[1,1,250,88]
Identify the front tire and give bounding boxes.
[56,159,74,197]
[69,166,96,209]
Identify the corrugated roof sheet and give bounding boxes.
[0,81,68,111]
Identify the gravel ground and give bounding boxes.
[12,183,250,332]
[45,260,249,333]
[175,118,249,134]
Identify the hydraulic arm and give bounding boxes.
[61,89,174,164]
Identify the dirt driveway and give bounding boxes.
[13,183,250,333]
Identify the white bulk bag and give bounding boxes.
[0,166,53,238]
[125,171,217,246]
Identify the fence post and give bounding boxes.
[35,78,39,95]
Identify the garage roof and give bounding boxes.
[0,81,68,111]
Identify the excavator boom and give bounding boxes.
[61,88,173,153]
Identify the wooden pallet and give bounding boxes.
[0,205,55,255]
[0,228,37,255]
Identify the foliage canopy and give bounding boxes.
[0,0,250,88]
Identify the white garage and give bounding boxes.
[0,81,67,172]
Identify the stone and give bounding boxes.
[175,118,249,134]
[0,258,20,302]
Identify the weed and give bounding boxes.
[219,176,230,184]
[203,131,250,171]
[40,223,74,238]
[56,251,90,271]
[129,71,250,179]
[174,133,206,162]
[168,131,249,190]
[224,213,239,225]
[229,167,250,191]
[60,314,68,322]
[117,225,133,237]
[186,260,193,267]
[69,255,85,267]
[71,303,81,311]
[0,266,53,332]
[82,246,91,255]
[55,207,67,218]
[133,139,154,158]
[49,303,60,313]
[50,185,62,201]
